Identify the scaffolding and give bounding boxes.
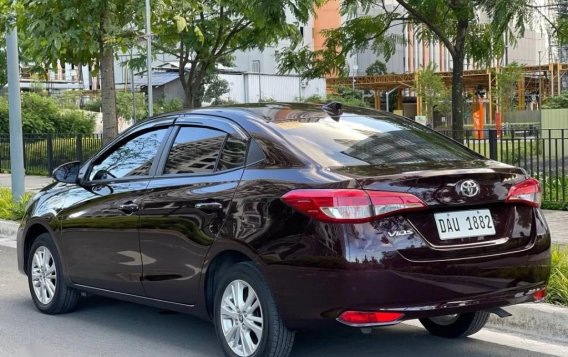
[327,63,568,122]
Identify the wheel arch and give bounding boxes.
[22,222,58,275]
[203,249,255,319]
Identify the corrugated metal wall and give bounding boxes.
[542,109,568,130]
[219,73,325,103]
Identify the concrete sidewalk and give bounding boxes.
[542,210,568,246]
[0,174,53,192]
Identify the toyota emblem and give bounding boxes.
[458,179,480,198]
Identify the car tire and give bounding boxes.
[27,233,79,314]
[214,261,295,357]
[419,311,490,338]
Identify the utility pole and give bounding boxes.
[6,1,25,201]
[145,0,153,117]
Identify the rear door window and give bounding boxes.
[163,127,227,175]
[274,114,479,167]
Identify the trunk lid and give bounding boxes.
[332,160,536,261]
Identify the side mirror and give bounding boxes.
[52,161,81,184]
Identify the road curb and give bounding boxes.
[0,219,19,239]
[488,303,568,345]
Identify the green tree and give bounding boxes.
[0,1,10,90]
[151,0,322,108]
[493,62,523,113]
[543,92,568,109]
[20,0,143,143]
[366,60,388,75]
[415,64,451,124]
[278,0,553,138]
[0,38,6,91]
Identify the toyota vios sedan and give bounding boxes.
[18,103,550,357]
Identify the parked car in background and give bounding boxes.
[18,103,551,357]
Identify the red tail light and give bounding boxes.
[281,189,427,223]
[533,288,546,302]
[338,310,404,326]
[506,178,542,208]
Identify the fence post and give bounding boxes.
[76,134,83,162]
[488,130,498,161]
[46,134,54,174]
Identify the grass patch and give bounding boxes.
[0,188,32,221]
[547,246,568,306]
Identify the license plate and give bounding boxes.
[434,209,496,240]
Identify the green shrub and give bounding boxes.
[53,110,96,135]
[0,93,96,135]
[0,188,32,221]
[155,96,183,115]
[82,98,102,112]
[547,246,568,306]
[116,92,147,120]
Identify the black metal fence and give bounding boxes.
[438,129,567,207]
[0,134,103,176]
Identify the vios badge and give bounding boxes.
[457,179,480,198]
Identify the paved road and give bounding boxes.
[0,247,566,357]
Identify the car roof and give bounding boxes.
[152,102,395,124]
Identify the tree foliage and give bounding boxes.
[415,64,451,123]
[366,60,388,75]
[278,0,546,136]
[493,62,523,113]
[0,93,95,134]
[151,0,323,108]
[0,1,11,90]
[19,0,144,143]
[543,92,568,110]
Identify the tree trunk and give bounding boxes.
[184,67,207,109]
[100,47,118,144]
[451,54,465,140]
[100,7,117,145]
[450,19,469,141]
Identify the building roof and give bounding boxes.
[133,71,181,89]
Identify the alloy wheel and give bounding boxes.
[31,246,57,305]
[220,279,264,357]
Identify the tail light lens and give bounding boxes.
[338,310,404,326]
[533,288,546,302]
[281,189,427,223]
[506,178,542,208]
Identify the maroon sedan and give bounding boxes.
[18,103,550,357]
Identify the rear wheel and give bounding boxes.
[419,311,490,338]
[214,262,294,357]
[27,234,79,314]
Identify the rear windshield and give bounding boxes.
[274,114,479,167]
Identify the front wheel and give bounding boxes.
[27,234,79,314]
[419,311,490,338]
[214,262,294,357]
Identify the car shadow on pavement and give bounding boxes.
[8,295,552,357]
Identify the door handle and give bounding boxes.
[119,202,139,214]
[195,202,223,211]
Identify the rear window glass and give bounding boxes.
[274,114,478,167]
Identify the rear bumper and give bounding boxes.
[263,238,550,330]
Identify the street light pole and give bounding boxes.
[145,0,153,117]
[6,1,25,201]
[538,50,542,110]
[352,64,359,99]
